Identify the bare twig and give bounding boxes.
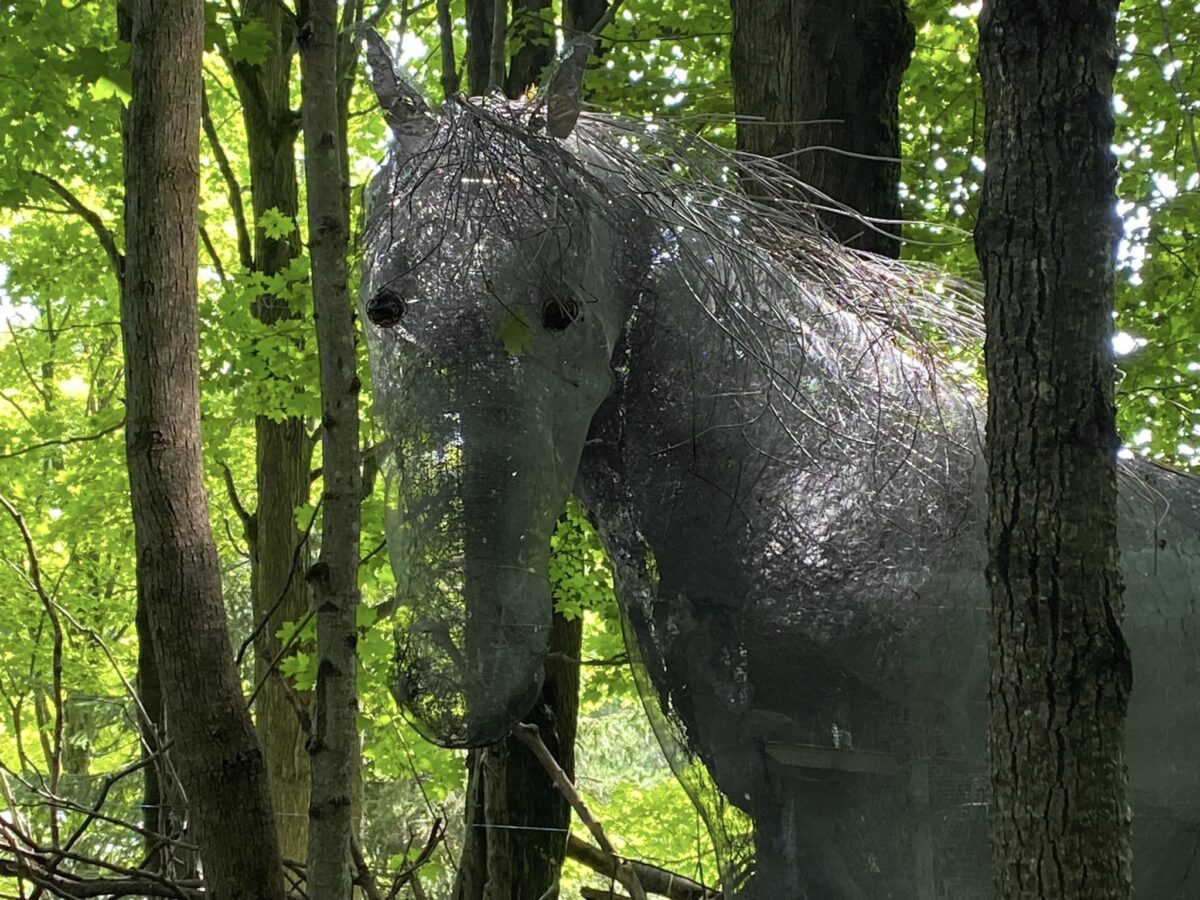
[0,496,64,848]
[384,819,446,900]
[243,609,314,710]
[235,499,320,668]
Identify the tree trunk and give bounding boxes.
[730,0,914,257]
[134,594,167,863]
[454,612,583,900]
[562,0,606,38]
[976,2,1132,898]
[298,0,362,895]
[465,0,495,96]
[227,0,315,864]
[120,1,285,897]
[504,0,553,98]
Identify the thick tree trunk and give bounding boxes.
[227,0,315,864]
[976,2,1132,898]
[504,0,553,98]
[730,0,914,257]
[298,0,362,895]
[120,1,285,897]
[563,0,606,37]
[454,613,583,900]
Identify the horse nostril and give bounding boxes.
[366,290,405,328]
[541,296,579,331]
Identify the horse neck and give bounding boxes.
[601,240,982,603]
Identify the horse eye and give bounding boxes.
[366,290,405,328]
[541,296,580,331]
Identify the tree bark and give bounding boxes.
[455,613,583,900]
[976,2,1132,898]
[120,1,285,897]
[730,0,914,257]
[298,0,362,896]
[563,0,607,38]
[504,0,553,98]
[465,0,495,96]
[226,0,315,864]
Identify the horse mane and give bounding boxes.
[378,94,982,351]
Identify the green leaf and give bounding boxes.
[259,207,296,240]
[497,310,533,357]
[356,604,379,630]
[89,76,130,104]
[229,18,273,66]
[294,502,316,532]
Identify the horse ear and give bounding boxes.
[541,34,597,139]
[363,29,438,141]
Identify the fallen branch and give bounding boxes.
[581,889,631,900]
[512,723,647,900]
[567,835,722,900]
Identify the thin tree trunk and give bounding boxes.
[976,1,1132,897]
[488,0,507,92]
[121,0,285,897]
[134,594,166,863]
[465,0,495,95]
[298,0,362,895]
[227,0,315,863]
[730,0,914,257]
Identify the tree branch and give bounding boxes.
[512,723,647,900]
[566,835,721,900]
[27,172,124,282]
[0,420,123,460]
[219,460,255,537]
[198,223,229,281]
[201,86,254,271]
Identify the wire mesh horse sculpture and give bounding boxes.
[361,35,1200,898]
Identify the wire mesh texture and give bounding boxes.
[361,87,1200,898]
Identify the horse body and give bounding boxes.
[578,212,1200,894]
[361,47,1200,896]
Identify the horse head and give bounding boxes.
[361,35,638,745]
